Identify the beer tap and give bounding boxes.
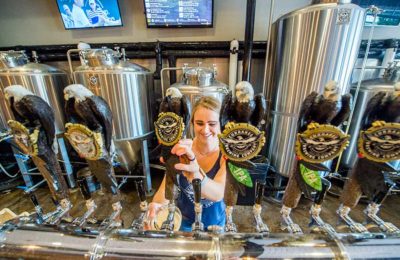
[24,179,47,224]
[309,179,338,237]
[337,204,370,233]
[131,180,148,230]
[364,184,400,235]
[100,191,123,229]
[47,198,73,225]
[73,178,97,227]
[192,178,204,233]
[161,174,178,232]
[253,180,269,233]
[29,194,44,224]
[280,205,303,234]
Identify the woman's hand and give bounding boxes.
[143,202,163,230]
[171,139,202,182]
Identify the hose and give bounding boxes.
[0,161,19,178]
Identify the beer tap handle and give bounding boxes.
[78,178,91,201]
[51,197,60,207]
[30,193,40,207]
[193,178,201,204]
[135,179,147,203]
[29,194,44,224]
[255,179,265,205]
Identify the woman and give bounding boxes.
[147,96,226,231]
[86,0,106,26]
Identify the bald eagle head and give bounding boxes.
[4,85,33,102]
[64,84,94,102]
[166,87,183,99]
[323,80,340,101]
[235,81,254,103]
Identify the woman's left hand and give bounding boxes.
[171,139,202,182]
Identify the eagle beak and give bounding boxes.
[64,93,70,101]
[4,92,9,100]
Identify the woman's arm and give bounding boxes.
[198,158,226,201]
[144,174,170,230]
[172,140,226,202]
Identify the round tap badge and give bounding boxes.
[358,121,400,162]
[8,120,39,156]
[218,122,265,162]
[65,123,103,160]
[154,112,184,146]
[296,123,349,163]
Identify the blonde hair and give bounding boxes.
[191,95,221,124]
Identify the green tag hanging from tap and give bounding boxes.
[228,162,253,188]
[299,163,322,191]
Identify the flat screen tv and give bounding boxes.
[56,0,123,29]
[353,0,400,26]
[144,0,213,28]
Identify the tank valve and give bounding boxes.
[114,46,121,58]
[212,64,218,77]
[121,48,127,61]
[31,51,39,63]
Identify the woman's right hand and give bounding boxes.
[171,139,203,182]
[143,202,163,230]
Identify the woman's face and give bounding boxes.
[193,107,220,144]
[89,0,96,10]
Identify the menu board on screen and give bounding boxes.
[144,0,213,28]
[56,0,123,29]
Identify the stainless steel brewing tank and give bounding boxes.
[171,67,229,106]
[73,62,154,140]
[266,2,365,177]
[73,54,154,170]
[340,79,396,170]
[0,51,69,133]
[171,67,229,137]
